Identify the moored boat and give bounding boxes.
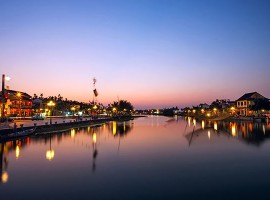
[0,127,36,142]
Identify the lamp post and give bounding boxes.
[47,101,55,125]
[1,74,11,118]
[17,92,21,119]
[71,106,75,117]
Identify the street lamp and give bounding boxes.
[47,101,55,124]
[1,74,11,118]
[71,106,75,116]
[17,92,21,119]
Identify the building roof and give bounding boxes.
[236,92,265,101]
[0,89,32,101]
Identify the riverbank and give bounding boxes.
[182,113,269,123]
[0,115,144,137]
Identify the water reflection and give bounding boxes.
[184,117,270,146]
[1,116,270,199]
[109,120,133,137]
[15,145,20,159]
[202,120,205,130]
[70,128,75,138]
[46,134,54,161]
[92,131,98,172]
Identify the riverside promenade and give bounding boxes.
[0,116,111,136]
[0,115,138,136]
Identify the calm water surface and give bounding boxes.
[1,116,270,200]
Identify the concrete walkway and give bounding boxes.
[0,117,93,130]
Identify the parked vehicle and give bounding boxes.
[31,114,44,120]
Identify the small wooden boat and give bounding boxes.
[0,127,36,142]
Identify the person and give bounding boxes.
[13,122,17,132]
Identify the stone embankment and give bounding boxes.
[0,115,138,136]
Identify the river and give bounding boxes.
[1,116,270,199]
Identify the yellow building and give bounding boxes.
[0,90,32,117]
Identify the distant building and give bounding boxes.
[236,92,266,116]
[199,103,209,109]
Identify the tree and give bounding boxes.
[57,94,63,101]
[250,98,270,111]
[209,100,222,110]
[109,100,134,115]
[33,93,38,99]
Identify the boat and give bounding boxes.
[0,127,36,142]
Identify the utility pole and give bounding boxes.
[1,74,5,118]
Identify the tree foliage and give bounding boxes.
[250,98,270,111]
[108,100,134,114]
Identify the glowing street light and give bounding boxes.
[47,101,55,124]
[71,106,75,116]
[5,76,11,81]
[17,92,22,119]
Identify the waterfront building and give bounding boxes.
[198,103,210,109]
[0,90,32,117]
[236,92,266,116]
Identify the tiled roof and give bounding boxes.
[0,89,32,101]
[236,92,265,101]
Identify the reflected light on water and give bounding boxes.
[1,171,8,183]
[208,130,211,140]
[263,125,265,135]
[113,122,117,135]
[248,123,253,133]
[193,119,196,127]
[87,126,91,133]
[231,123,237,137]
[214,122,218,131]
[71,129,75,138]
[92,133,97,144]
[202,120,205,130]
[188,117,191,127]
[16,145,20,159]
[46,150,55,161]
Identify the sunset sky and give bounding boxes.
[1,0,269,109]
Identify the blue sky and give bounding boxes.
[1,0,270,108]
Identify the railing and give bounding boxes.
[10,105,32,109]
